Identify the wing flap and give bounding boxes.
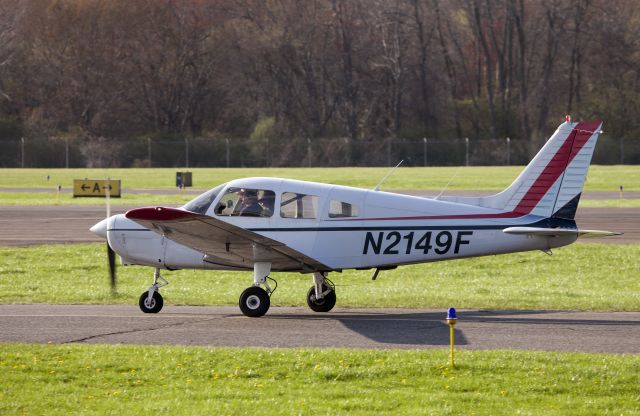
[125,207,330,271]
[503,226,622,238]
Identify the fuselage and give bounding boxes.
[97,177,577,272]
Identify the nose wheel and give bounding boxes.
[138,268,168,314]
[139,291,163,313]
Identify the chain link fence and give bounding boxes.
[0,134,637,168]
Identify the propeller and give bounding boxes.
[89,177,117,294]
[105,177,116,294]
[107,242,117,294]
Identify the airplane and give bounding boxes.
[90,117,619,317]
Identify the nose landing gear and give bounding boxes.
[139,268,168,313]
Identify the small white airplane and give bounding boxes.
[91,118,619,317]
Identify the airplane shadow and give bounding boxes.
[266,309,640,347]
[269,311,466,346]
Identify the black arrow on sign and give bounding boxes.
[81,184,91,191]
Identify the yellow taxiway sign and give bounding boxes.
[73,179,121,198]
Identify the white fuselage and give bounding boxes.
[104,177,576,272]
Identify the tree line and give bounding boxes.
[0,0,639,166]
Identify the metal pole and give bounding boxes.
[307,138,312,168]
[620,137,624,165]
[344,138,349,167]
[465,137,469,166]
[105,177,111,219]
[65,137,69,168]
[147,137,151,168]
[506,137,511,165]
[423,137,427,167]
[387,139,391,166]
[21,137,25,168]
[185,137,189,168]
[225,138,230,168]
[266,137,270,167]
[449,323,455,367]
[446,308,457,368]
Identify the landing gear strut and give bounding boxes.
[139,268,168,313]
[239,262,273,317]
[306,272,336,313]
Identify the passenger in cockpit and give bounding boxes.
[258,193,275,217]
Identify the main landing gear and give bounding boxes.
[306,272,336,313]
[237,264,337,317]
[239,262,273,317]
[138,268,168,313]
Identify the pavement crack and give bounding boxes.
[63,317,219,344]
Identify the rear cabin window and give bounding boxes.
[328,200,359,218]
[214,188,275,217]
[280,192,319,219]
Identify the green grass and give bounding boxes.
[0,165,638,192]
[1,243,638,311]
[1,344,638,415]
[0,192,192,206]
[580,199,640,208]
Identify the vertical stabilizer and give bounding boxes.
[440,119,602,218]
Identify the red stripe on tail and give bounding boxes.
[512,121,600,215]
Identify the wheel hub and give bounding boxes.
[246,295,260,310]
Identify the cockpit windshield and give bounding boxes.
[182,184,225,214]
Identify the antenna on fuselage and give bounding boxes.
[373,160,404,191]
[433,168,461,200]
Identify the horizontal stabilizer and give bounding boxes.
[503,227,622,238]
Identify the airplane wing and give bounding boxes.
[503,227,622,238]
[125,207,330,272]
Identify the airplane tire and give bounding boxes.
[239,286,270,317]
[306,285,336,313]
[139,291,163,313]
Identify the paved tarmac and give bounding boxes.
[0,205,637,246]
[0,305,638,353]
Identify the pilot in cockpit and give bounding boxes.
[235,188,262,217]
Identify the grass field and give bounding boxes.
[1,243,638,311]
[0,165,638,192]
[1,344,638,415]
[0,191,193,206]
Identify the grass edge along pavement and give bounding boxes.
[1,242,638,311]
[0,165,637,192]
[0,344,638,415]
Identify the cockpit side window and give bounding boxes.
[280,192,319,219]
[214,188,275,218]
[182,184,224,214]
[328,200,359,218]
